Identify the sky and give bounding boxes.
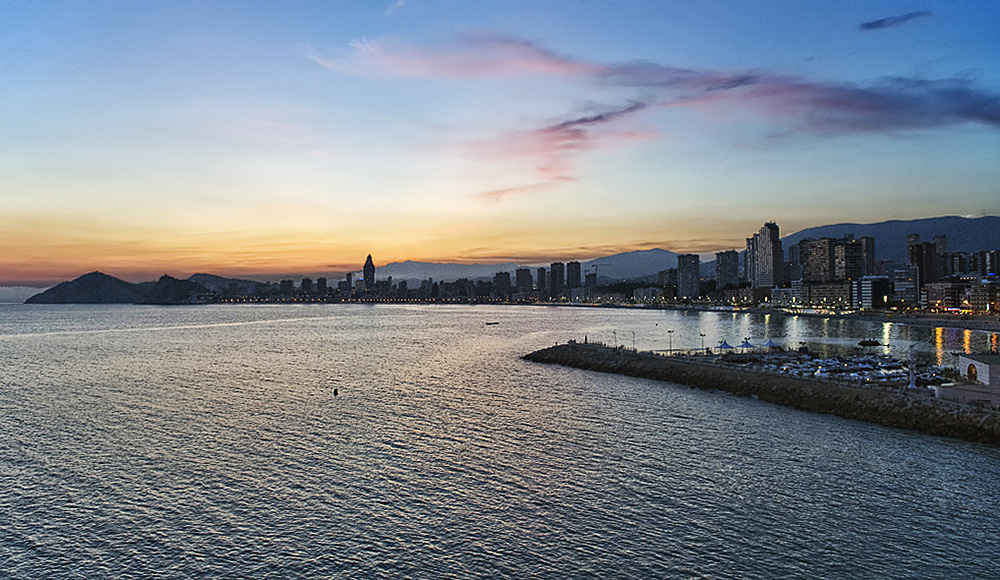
[2,1,999,286]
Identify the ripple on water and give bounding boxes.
[1,304,999,579]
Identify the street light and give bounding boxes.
[667,329,674,355]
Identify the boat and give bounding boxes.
[485,321,499,325]
[858,339,882,347]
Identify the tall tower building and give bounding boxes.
[536,267,547,293]
[677,254,701,299]
[549,262,565,291]
[566,261,582,289]
[363,254,375,290]
[493,271,511,293]
[715,250,739,289]
[746,222,783,288]
[800,238,836,282]
[908,235,944,287]
[515,268,533,294]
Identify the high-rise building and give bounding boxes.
[316,277,327,294]
[493,271,511,293]
[363,254,375,290]
[854,276,890,310]
[536,267,547,293]
[746,222,783,288]
[677,254,701,299]
[893,263,920,305]
[515,268,533,294]
[715,250,739,290]
[908,234,945,287]
[796,235,874,283]
[800,238,836,282]
[301,277,313,294]
[550,262,565,291]
[566,261,582,289]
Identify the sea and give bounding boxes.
[2,303,999,579]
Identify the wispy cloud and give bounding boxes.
[473,100,652,174]
[662,75,1000,134]
[860,11,932,31]
[470,180,569,202]
[467,101,655,200]
[311,31,602,78]
[384,0,409,17]
[315,32,1000,135]
[314,32,999,200]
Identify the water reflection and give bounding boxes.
[606,309,999,367]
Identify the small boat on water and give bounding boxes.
[485,321,499,325]
[858,339,882,347]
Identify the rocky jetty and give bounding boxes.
[524,342,1000,445]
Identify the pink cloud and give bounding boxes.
[466,101,656,198]
[311,32,603,79]
[474,101,653,167]
[470,179,572,202]
[312,32,1000,133]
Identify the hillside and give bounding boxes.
[783,216,1000,263]
[25,272,149,304]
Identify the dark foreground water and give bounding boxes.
[1,304,998,579]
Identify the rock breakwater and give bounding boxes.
[524,343,1000,445]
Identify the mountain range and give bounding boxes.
[781,215,1000,264]
[374,215,1000,282]
[19,215,1000,303]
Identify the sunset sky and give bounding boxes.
[2,1,999,286]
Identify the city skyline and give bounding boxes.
[3,1,999,286]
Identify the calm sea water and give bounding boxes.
[2,304,998,579]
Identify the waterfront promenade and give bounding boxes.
[524,342,1000,445]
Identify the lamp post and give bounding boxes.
[667,329,674,355]
[613,330,618,348]
[631,331,636,351]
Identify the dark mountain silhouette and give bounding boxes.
[25,272,148,304]
[142,275,212,304]
[23,216,1000,301]
[362,260,520,283]
[188,273,269,296]
[582,248,678,281]
[782,216,1000,263]
[370,250,679,284]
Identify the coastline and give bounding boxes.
[523,342,1000,445]
[551,302,1000,333]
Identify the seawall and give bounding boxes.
[523,343,1000,445]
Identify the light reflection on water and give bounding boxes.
[1,304,999,579]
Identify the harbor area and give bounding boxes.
[524,341,1000,445]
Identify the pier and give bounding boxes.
[523,342,1000,445]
